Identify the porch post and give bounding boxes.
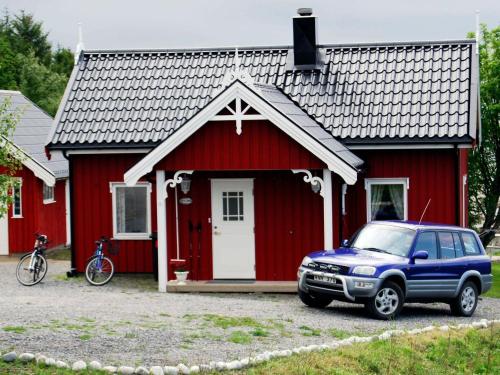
[323,169,333,249]
[156,170,168,293]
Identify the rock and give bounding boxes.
[198,364,210,372]
[35,355,47,364]
[56,360,69,368]
[189,366,199,373]
[45,358,56,367]
[103,366,118,373]
[19,353,35,363]
[439,325,449,332]
[163,366,179,375]
[89,360,102,370]
[72,360,87,371]
[215,362,226,370]
[2,351,16,363]
[177,363,190,374]
[240,358,250,366]
[118,366,135,374]
[135,366,150,375]
[150,366,164,375]
[226,361,242,370]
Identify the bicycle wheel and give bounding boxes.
[85,256,114,286]
[16,253,48,286]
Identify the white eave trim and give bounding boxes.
[347,144,470,150]
[124,81,359,186]
[1,136,56,187]
[65,148,151,155]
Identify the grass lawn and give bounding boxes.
[1,325,497,375]
[45,247,71,261]
[484,262,499,298]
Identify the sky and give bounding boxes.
[1,0,499,51]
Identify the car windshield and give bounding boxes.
[351,224,416,257]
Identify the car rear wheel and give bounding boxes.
[298,289,334,308]
[450,281,478,317]
[365,281,404,320]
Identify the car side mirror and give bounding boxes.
[410,250,429,264]
[341,239,350,247]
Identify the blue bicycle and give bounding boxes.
[85,237,115,286]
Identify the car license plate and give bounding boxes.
[314,275,336,283]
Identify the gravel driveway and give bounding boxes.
[0,258,498,368]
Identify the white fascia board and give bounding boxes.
[124,81,358,186]
[66,148,151,155]
[348,144,457,150]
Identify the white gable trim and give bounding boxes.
[124,81,359,186]
[1,136,56,187]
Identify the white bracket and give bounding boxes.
[163,170,194,199]
[291,169,325,198]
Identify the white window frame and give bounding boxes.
[364,178,409,222]
[43,182,55,204]
[12,178,23,218]
[110,182,152,240]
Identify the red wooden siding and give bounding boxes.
[343,149,459,239]
[7,166,67,253]
[157,120,326,171]
[71,155,157,273]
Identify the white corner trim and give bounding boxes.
[291,169,325,197]
[156,170,168,292]
[124,81,358,186]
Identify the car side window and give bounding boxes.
[452,233,464,257]
[461,232,481,255]
[438,232,455,259]
[414,231,438,259]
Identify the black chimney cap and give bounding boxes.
[297,8,313,16]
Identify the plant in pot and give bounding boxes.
[170,259,189,285]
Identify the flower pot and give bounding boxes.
[174,271,189,285]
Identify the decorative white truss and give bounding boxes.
[291,169,325,197]
[162,170,194,199]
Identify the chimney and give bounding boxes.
[293,8,318,68]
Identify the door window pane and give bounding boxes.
[461,232,480,255]
[115,186,148,234]
[414,232,438,259]
[438,232,455,259]
[222,191,244,221]
[370,184,405,220]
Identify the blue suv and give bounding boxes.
[298,221,493,320]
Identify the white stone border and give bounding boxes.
[1,319,498,374]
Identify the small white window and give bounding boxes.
[43,182,55,204]
[12,178,22,218]
[110,182,151,240]
[365,178,409,222]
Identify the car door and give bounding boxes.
[406,231,444,298]
[435,231,465,297]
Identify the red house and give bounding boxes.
[0,90,69,255]
[47,11,478,291]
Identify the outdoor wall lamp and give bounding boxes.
[311,181,321,194]
[180,174,191,194]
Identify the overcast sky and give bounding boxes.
[2,0,499,51]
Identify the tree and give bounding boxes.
[468,25,500,246]
[52,47,74,78]
[0,97,22,218]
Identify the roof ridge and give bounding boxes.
[82,39,476,56]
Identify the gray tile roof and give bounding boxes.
[1,91,68,178]
[48,40,478,148]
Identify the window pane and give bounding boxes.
[438,232,455,259]
[222,191,244,221]
[452,233,464,257]
[414,232,438,259]
[43,183,54,201]
[370,184,404,220]
[13,185,21,216]
[115,186,147,234]
[461,232,480,255]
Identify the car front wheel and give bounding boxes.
[365,281,404,320]
[298,289,333,308]
[450,281,478,317]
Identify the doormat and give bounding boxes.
[207,280,256,284]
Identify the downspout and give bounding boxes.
[62,150,77,275]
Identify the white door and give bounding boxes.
[0,213,8,255]
[211,179,255,279]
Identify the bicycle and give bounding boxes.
[16,234,49,286]
[85,237,115,286]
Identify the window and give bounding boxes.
[43,183,55,204]
[438,232,456,259]
[222,191,244,221]
[452,233,464,257]
[365,178,408,222]
[111,183,151,239]
[461,232,481,255]
[351,224,416,257]
[414,231,438,259]
[12,179,22,218]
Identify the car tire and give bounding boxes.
[298,289,334,308]
[450,281,479,317]
[365,281,404,320]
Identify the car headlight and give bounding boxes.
[301,256,313,267]
[352,266,376,276]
